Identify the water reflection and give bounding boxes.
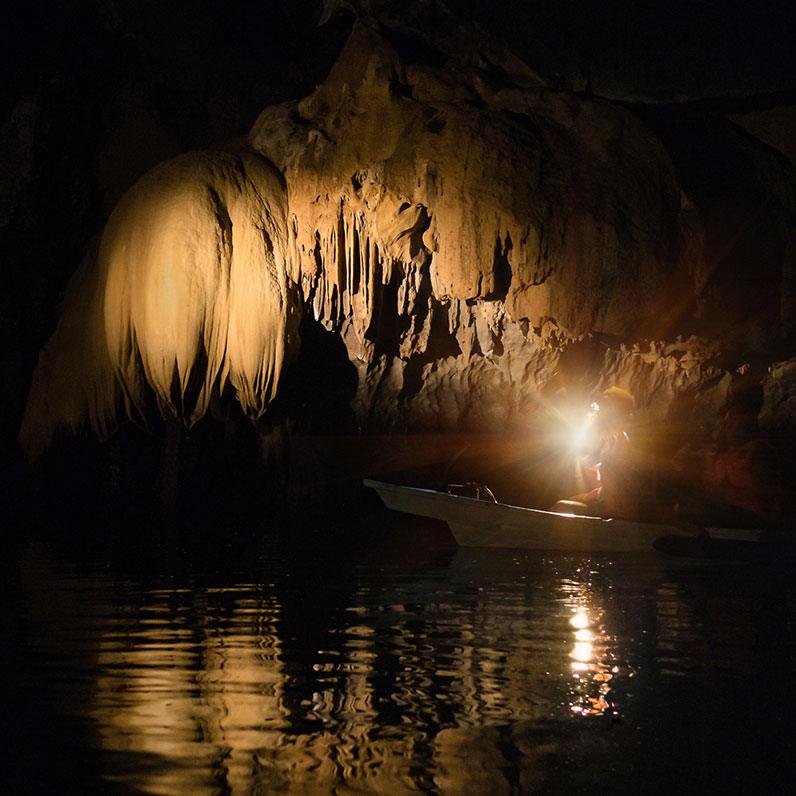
[89,588,284,794]
[560,581,620,719]
[12,542,796,793]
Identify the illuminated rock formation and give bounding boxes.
[20,150,298,460]
[248,22,731,434]
[19,238,118,462]
[19,14,796,468]
[252,24,703,336]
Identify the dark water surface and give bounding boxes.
[7,521,796,795]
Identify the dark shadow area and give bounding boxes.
[484,232,513,303]
[632,105,789,358]
[276,314,359,435]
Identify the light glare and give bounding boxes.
[570,611,589,629]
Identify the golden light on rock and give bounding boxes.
[19,18,744,462]
[20,150,298,460]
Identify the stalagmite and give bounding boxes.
[20,150,298,459]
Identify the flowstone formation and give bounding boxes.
[20,150,298,460]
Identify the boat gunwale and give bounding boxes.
[363,479,762,542]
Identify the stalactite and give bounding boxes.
[20,149,297,459]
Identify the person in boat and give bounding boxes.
[551,386,649,520]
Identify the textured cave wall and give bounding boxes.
[5,1,796,518]
[324,0,795,102]
[250,20,795,449]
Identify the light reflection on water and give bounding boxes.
[562,581,620,719]
[11,538,796,794]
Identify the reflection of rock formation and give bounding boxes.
[84,570,558,794]
[18,542,794,793]
[433,725,511,795]
[93,587,287,795]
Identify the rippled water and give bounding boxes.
[8,526,796,794]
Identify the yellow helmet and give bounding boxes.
[600,386,635,415]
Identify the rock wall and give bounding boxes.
[14,6,796,501]
[251,21,794,440]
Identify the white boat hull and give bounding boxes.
[364,480,760,554]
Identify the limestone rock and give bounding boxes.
[20,149,298,459]
[19,237,118,462]
[249,22,736,434]
[19,10,796,465]
[761,358,796,437]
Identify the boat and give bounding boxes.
[363,479,767,557]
